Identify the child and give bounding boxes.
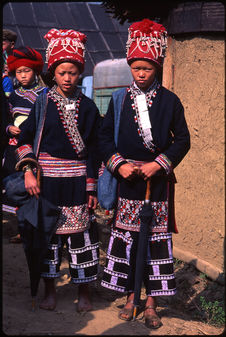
[4,46,45,178]
[99,19,190,329]
[15,29,100,312]
[3,46,45,243]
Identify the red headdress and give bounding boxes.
[44,29,87,73]
[7,46,44,74]
[126,19,168,68]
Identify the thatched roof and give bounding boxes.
[101,0,225,33]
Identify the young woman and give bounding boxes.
[99,19,190,329]
[15,29,100,312]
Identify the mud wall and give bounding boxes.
[163,35,225,271]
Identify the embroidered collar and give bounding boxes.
[16,83,43,94]
[128,79,160,152]
[48,85,81,105]
[15,84,44,103]
[48,85,86,157]
[129,78,160,106]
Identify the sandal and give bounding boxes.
[144,305,162,329]
[118,300,134,321]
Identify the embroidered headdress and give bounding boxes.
[7,46,44,74]
[126,19,168,68]
[44,29,87,73]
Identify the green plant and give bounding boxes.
[173,258,183,269]
[199,296,225,327]
[199,272,208,280]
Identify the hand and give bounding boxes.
[4,64,9,76]
[24,170,40,199]
[87,193,98,210]
[139,162,161,180]
[118,163,140,180]
[9,126,21,136]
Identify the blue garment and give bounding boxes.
[3,84,46,176]
[97,88,127,210]
[2,75,13,96]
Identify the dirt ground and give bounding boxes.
[2,211,225,336]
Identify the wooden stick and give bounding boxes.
[132,179,152,321]
[145,179,151,204]
[132,306,138,321]
[36,166,41,189]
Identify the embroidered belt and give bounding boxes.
[38,152,87,178]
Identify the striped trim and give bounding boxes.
[98,161,105,177]
[38,152,87,178]
[86,178,97,192]
[71,275,98,284]
[70,259,99,269]
[11,107,31,118]
[106,152,126,173]
[102,228,176,295]
[101,280,126,293]
[150,289,177,296]
[15,144,33,161]
[2,204,17,214]
[15,85,44,104]
[155,153,172,174]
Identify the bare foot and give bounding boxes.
[77,284,92,312]
[119,292,134,321]
[144,296,162,329]
[39,278,57,311]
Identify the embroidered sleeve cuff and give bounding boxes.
[86,178,97,192]
[15,144,38,171]
[106,152,127,174]
[155,153,173,175]
[98,162,105,178]
[15,144,33,162]
[6,125,12,135]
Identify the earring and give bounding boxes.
[13,77,19,88]
[34,74,39,84]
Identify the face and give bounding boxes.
[2,40,15,54]
[54,62,80,97]
[15,66,35,87]
[130,60,157,91]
